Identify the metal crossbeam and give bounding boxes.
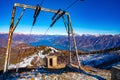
[14,3,69,15]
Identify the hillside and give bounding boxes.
[0,38,119,80]
[1,46,118,80]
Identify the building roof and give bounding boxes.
[46,55,57,59]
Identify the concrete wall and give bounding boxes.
[111,64,120,80]
[46,56,57,68]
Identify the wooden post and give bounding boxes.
[3,6,25,79]
[67,14,82,70]
[3,7,16,79]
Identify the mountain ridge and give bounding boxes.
[0,33,120,51]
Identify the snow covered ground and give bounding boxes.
[9,55,35,69]
[8,50,45,69]
[8,47,59,69]
[4,47,120,80]
[9,48,120,70]
[80,53,120,69]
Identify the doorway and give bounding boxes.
[50,58,53,66]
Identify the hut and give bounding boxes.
[111,64,120,80]
[45,56,57,68]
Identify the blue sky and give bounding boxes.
[0,0,120,35]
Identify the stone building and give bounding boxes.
[45,56,57,68]
[111,64,120,80]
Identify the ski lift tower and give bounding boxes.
[3,3,81,79]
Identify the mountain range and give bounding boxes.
[0,33,120,51]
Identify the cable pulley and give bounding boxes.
[50,10,66,27]
[33,4,41,26]
[52,9,61,20]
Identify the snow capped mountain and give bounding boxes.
[0,33,120,51]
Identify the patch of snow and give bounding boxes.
[47,46,59,52]
[8,49,49,69]
[10,47,60,69]
[9,54,36,69]
[37,50,46,58]
[80,53,120,69]
[94,34,101,37]
[8,64,16,69]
